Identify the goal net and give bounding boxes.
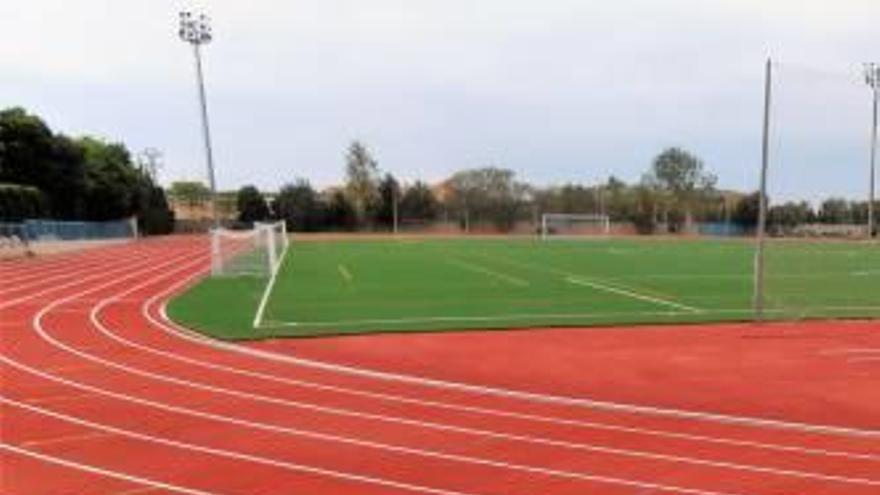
[540,213,610,240]
[210,221,288,277]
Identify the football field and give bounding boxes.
[168,237,880,339]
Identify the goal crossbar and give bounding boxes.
[540,213,611,240]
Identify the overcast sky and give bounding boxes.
[2,0,876,202]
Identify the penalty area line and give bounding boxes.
[566,277,700,313]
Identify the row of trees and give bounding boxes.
[0,107,174,234]
[226,142,876,235]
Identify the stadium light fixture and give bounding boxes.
[178,10,219,231]
[865,63,879,238]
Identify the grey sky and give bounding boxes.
[2,0,876,202]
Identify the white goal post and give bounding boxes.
[540,213,611,240]
[210,221,289,277]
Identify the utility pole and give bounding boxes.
[178,10,219,230]
[754,58,773,321]
[865,63,879,238]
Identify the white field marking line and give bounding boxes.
[0,443,220,495]
[566,276,702,313]
[337,263,353,283]
[14,252,770,495]
[147,287,880,464]
[80,261,880,486]
[0,248,193,310]
[259,305,880,328]
[21,431,114,447]
[168,313,880,439]
[480,251,702,312]
[0,395,749,495]
[252,242,289,329]
[445,258,529,287]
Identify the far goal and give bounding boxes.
[540,213,611,240]
[210,221,288,277]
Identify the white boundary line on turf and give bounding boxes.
[566,276,700,312]
[158,302,880,439]
[257,305,880,329]
[252,242,289,329]
[445,258,530,287]
[1,443,218,495]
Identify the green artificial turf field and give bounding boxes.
[167,238,880,340]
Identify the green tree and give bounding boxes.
[169,181,211,207]
[79,137,142,221]
[732,191,762,226]
[275,180,325,232]
[645,147,717,230]
[326,190,357,231]
[236,185,270,224]
[447,167,527,232]
[344,141,379,226]
[373,173,400,229]
[818,198,852,224]
[399,181,438,221]
[0,107,86,219]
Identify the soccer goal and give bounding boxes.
[210,221,288,277]
[540,213,611,240]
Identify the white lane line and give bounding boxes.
[12,252,736,495]
[22,431,113,447]
[1,253,758,495]
[848,357,880,363]
[25,392,97,404]
[174,317,880,439]
[0,249,190,310]
[252,242,288,329]
[822,348,880,356]
[1,443,219,495]
[0,395,749,495]
[445,258,529,287]
[149,284,880,463]
[566,276,701,313]
[65,262,880,486]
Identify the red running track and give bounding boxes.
[1,236,879,495]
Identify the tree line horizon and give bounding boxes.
[2,107,876,235]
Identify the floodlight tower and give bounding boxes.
[178,10,219,229]
[865,63,879,238]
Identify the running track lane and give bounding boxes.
[1,236,879,494]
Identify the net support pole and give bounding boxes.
[753,57,772,321]
[869,69,878,238]
[210,228,222,276]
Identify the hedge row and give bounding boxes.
[0,184,48,222]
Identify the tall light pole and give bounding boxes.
[754,58,773,320]
[178,10,219,230]
[865,63,879,238]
